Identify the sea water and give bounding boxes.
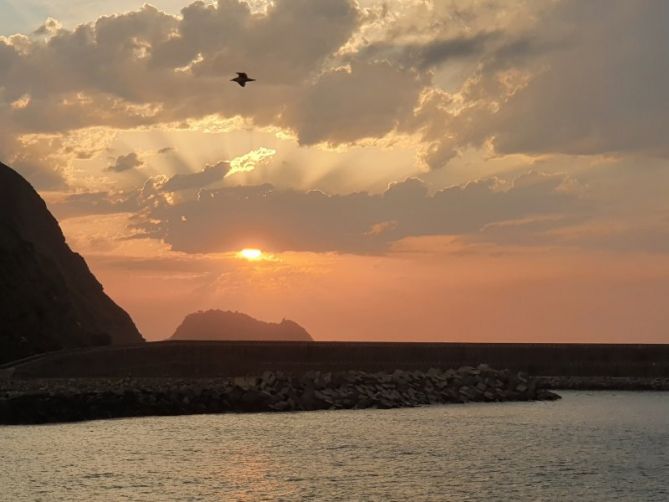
[1,391,668,501]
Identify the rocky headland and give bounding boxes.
[170,310,313,342]
[0,162,143,363]
[0,364,559,425]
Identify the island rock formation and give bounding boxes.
[0,162,143,364]
[171,310,313,342]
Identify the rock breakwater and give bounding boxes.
[0,365,560,425]
[538,376,669,391]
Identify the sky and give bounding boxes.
[1,0,668,342]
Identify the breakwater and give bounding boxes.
[0,365,559,425]
[538,376,669,391]
[3,341,669,379]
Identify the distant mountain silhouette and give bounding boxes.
[0,162,143,364]
[170,310,313,342]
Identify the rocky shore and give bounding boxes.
[0,365,559,425]
[538,376,669,391]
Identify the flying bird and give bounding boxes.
[231,72,256,87]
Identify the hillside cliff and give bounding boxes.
[0,162,143,363]
[171,310,313,342]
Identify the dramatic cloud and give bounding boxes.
[131,171,582,254]
[161,161,229,191]
[356,31,500,71]
[489,1,669,157]
[3,0,663,345]
[413,0,669,166]
[0,0,361,133]
[285,61,423,146]
[1,0,668,187]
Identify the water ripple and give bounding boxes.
[1,392,668,501]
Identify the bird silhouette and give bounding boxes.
[231,72,256,87]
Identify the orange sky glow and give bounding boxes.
[2,0,669,342]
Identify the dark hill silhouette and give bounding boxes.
[170,310,313,342]
[0,162,143,364]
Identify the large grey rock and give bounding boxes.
[0,162,143,364]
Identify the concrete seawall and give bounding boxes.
[3,341,669,379]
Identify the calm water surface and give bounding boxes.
[1,391,668,501]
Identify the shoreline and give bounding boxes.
[0,365,559,425]
[3,357,667,425]
[539,376,669,391]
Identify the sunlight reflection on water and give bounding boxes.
[2,391,669,501]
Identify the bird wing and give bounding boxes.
[236,72,248,78]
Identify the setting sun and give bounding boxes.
[1,1,669,500]
[238,248,263,261]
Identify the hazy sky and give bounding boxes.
[1,0,668,341]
